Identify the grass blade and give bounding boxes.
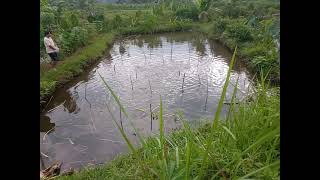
[105,102,136,153]
[98,73,141,153]
[175,147,179,169]
[185,138,192,180]
[242,126,280,154]
[226,75,239,127]
[98,73,128,117]
[238,160,280,179]
[212,46,237,129]
[211,126,280,179]
[199,46,238,179]
[159,95,164,157]
[222,125,237,141]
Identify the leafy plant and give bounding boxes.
[175,6,199,21]
[225,21,253,43]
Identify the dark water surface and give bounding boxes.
[40,32,252,171]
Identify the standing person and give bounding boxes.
[44,31,60,65]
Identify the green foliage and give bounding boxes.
[194,0,280,80]
[192,0,210,12]
[225,20,253,43]
[111,15,124,29]
[175,6,199,21]
[152,3,165,16]
[87,14,104,23]
[222,2,249,18]
[40,0,108,59]
[213,18,228,34]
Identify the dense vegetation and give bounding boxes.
[41,0,280,179]
[198,0,280,81]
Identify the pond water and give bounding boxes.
[40,32,252,171]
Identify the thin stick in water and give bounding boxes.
[188,42,191,61]
[204,76,209,111]
[149,49,151,59]
[120,106,123,130]
[114,64,116,73]
[136,70,137,79]
[130,75,133,90]
[148,79,152,97]
[42,127,55,141]
[42,96,53,112]
[40,152,46,170]
[198,74,201,86]
[119,96,123,130]
[182,73,185,93]
[171,42,173,61]
[143,51,146,62]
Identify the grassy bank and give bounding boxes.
[55,50,279,180]
[196,22,279,83]
[40,33,115,108]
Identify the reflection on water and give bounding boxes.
[40,32,252,171]
[40,115,55,132]
[119,41,126,56]
[192,36,207,57]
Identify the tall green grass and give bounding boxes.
[57,48,279,180]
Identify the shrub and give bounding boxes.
[225,21,253,43]
[111,15,123,29]
[87,14,105,23]
[175,6,199,21]
[213,18,229,34]
[141,14,158,33]
[59,26,89,57]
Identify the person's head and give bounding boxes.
[44,31,52,38]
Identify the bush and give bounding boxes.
[213,18,229,34]
[59,26,89,57]
[175,6,199,21]
[87,14,105,23]
[111,15,123,29]
[225,21,253,43]
[40,12,55,28]
[59,11,79,30]
[152,4,165,16]
[252,56,272,70]
[141,14,158,33]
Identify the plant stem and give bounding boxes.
[148,79,152,97]
[150,103,152,131]
[182,73,185,93]
[130,75,133,90]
